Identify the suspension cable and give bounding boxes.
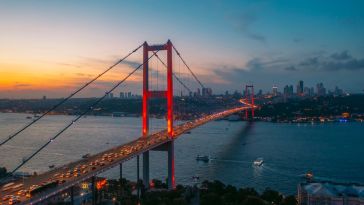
[0,43,144,148]
[6,50,160,176]
[151,51,192,93]
[172,45,205,89]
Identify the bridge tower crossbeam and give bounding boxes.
[142,40,175,190]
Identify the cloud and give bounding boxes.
[296,51,364,71]
[293,38,303,43]
[227,12,266,43]
[14,83,32,87]
[285,66,297,71]
[121,60,141,68]
[321,58,364,71]
[245,58,264,70]
[56,62,81,68]
[299,57,320,68]
[75,73,93,77]
[330,50,351,60]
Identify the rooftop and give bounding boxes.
[301,181,364,198]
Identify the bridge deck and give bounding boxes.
[0,106,247,204]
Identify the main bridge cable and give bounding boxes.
[6,50,161,176]
[151,51,192,93]
[0,43,143,148]
[172,45,205,89]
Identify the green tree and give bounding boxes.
[237,187,259,202]
[281,195,297,205]
[201,192,222,205]
[261,188,283,204]
[241,196,267,205]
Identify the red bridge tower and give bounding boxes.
[245,85,255,120]
[142,40,175,189]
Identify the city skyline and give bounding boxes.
[1,0,364,99]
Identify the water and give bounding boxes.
[0,113,363,194]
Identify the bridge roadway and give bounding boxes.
[0,106,250,205]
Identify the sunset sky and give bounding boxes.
[1,0,364,99]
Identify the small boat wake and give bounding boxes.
[259,164,301,178]
[209,158,252,164]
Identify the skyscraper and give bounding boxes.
[120,92,125,99]
[316,83,326,96]
[272,86,278,96]
[284,85,294,96]
[297,80,304,96]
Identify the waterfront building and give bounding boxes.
[298,181,364,205]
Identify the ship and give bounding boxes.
[196,155,210,162]
[253,158,264,166]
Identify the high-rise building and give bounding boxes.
[334,86,343,96]
[120,92,125,99]
[257,89,263,96]
[283,85,294,96]
[297,80,304,96]
[316,83,326,96]
[106,92,114,99]
[202,87,212,96]
[309,87,314,96]
[272,86,278,96]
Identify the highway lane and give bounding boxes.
[0,106,250,205]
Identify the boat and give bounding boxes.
[26,116,32,119]
[196,155,209,162]
[192,175,200,181]
[82,153,91,159]
[49,164,55,169]
[253,158,264,166]
[185,131,191,134]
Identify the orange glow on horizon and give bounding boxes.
[0,61,142,97]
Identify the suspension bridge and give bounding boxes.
[0,40,256,205]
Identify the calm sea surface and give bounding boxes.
[0,113,363,194]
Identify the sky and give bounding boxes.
[1,0,364,99]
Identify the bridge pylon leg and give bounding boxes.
[70,186,74,205]
[91,176,96,205]
[167,140,175,189]
[143,151,150,189]
[119,163,124,198]
[137,155,140,199]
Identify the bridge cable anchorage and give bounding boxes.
[152,51,192,93]
[0,43,144,148]
[172,44,205,89]
[4,50,161,178]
